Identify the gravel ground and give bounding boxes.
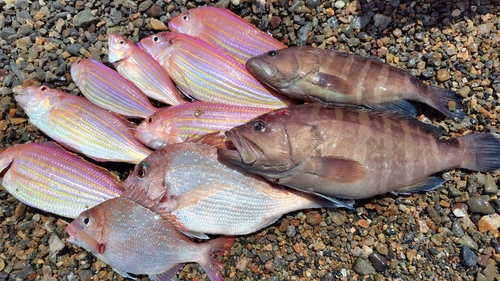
[1,0,500,280]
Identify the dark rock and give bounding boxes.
[16,265,36,279]
[305,0,321,9]
[451,221,465,237]
[368,253,388,272]
[110,7,123,25]
[73,9,99,28]
[460,246,477,268]
[373,14,391,30]
[257,252,273,263]
[66,44,82,56]
[146,4,163,18]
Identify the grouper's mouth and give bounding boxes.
[219,131,261,165]
[246,58,278,79]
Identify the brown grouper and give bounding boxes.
[218,103,500,200]
[246,46,464,120]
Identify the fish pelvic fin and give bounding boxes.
[454,133,500,172]
[426,86,465,121]
[197,236,235,281]
[149,264,185,281]
[393,176,445,195]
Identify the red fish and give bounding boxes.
[67,197,234,281]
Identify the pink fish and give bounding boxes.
[71,59,158,119]
[107,34,186,106]
[135,102,271,149]
[15,85,152,163]
[67,197,234,281]
[138,32,295,109]
[122,142,352,238]
[0,142,123,218]
[168,6,286,64]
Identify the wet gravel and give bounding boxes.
[1,0,500,280]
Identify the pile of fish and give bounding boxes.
[2,5,500,281]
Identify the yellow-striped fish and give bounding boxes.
[15,85,152,163]
[138,32,296,109]
[0,142,123,218]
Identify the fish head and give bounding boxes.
[15,86,62,121]
[246,47,320,92]
[108,34,133,63]
[135,113,180,149]
[168,10,202,36]
[219,107,320,176]
[67,205,107,256]
[69,59,92,88]
[138,32,175,63]
[123,147,172,202]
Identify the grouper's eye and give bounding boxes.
[252,120,266,133]
[267,50,278,57]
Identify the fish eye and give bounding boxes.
[40,86,48,91]
[137,162,148,178]
[146,117,154,124]
[182,12,189,21]
[252,120,266,133]
[82,216,91,227]
[119,40,125,45]
[268,50,278,57]
[153,36,160,42]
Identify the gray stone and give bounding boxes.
[353,258,376,275]
[460,246,477,268]
[110,7,123,25]
[66,43,83,56]
[297,22,313,46]
[467,195,496,214]
[451,221,465,237]
[257,252,273,263]
[49,235,65,254]
[138,0,153,12]
[73,9,99,28]
[483,175,498,195]
[16,265,36,280]
[286,225,296,238]
[373,14,391,30]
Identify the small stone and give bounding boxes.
[467,196,496,214]
[286,225,296,238]
[151,19,168,31]
[16,265,36,280]
[334,0,345,9]
[482,262,498,280]
[49,235,65,254]
[14,202,26,219]
[453,203,468,217]
[269,16,281,30]
[73,9,98,28]
[353,258,375,275]
[451,221,465,237]
[305,0,322,9]
[138,0,153,12]
[457,86,471,98]
[483,175,498,195]
[451,9,461,17]
[10,117,27,125]
[313,240,326,251]
[457,235,479,250]
[368,253,388,272]
[476,255,490,267]
[257,252,273,263]
[146,4,163,18]
[0,258,4,271]
[306,212,322,226]
[66,43,83,56]
[477,213,500,233]
[327,210,346,225]
[460,246,477,268]
[373,14,391,30]
[15,36,31,51]
[235,257,248,271]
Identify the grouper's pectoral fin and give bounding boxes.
[314,72,356,95]
[307,156,367,184]
[365,100,417,117]
[392,176,446,196]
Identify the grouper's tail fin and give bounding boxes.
[427,86,465,121]
[457,133,500,172]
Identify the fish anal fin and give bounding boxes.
[365,100,416,117]
[149,264,185,281]
[394,176,445,195]
[307,156,367,184]
[314,72,355,95]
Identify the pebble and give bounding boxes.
[451,221,465,237]
[483,175,498,195]
[436,69,450,82]
[72,9,98,28]
[48,235,65,254]
[306,212,322,226]
[467,196,496,214]
[460,246,477,268]
[373,14,391,30]
[286,225,296,238]
[334,1,345,9]
[151,19,168,31]
[353,258,375,275]
[477,213,500,233]
[368,253,388,272]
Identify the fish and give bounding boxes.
[122,142,353,239]
[0,142,123,219]
[246,46,465,120]
[168,6,286,64]
[217,103,500,200]
[15,85,152,163]
[135,102,272,149]
[107,34,186,106]
[138,32,295,109]
[70,58,158,119]
[66,197,234,281]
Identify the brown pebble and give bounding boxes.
[0,257,4,271]
[476,255,490,267]
[0,120,7,131]
[264,259,274,272]
[270,16,281,29]
[439,200,451,208]
[151,19,168,31]
[290,219,300,227]
[358,219,370,228]
[437,69,450,82]
[14,202,27,219]
[10,117,27,125]
[235,257,248,271]
[306,212,322,226]
[447,101,456,111]
[477,213,500,233]
[293,243,304,254]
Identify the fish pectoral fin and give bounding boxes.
[313,72,355,95]
[149,264,185,281]
[394,176,446,195]
[307,156,367,184]
[365,100,417,117]
[179,229,211,240]
[153,208,210,238]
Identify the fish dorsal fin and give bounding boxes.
[149,264,185,281]
[392,176,445,195]
[305,156,367,184]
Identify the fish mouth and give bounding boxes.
[223,131,261,164]
[246,58,278,78]
[66,223,77,238]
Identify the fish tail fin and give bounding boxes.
[198,236,235,281]
[426,86,465,121]
[455,133,500,172]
